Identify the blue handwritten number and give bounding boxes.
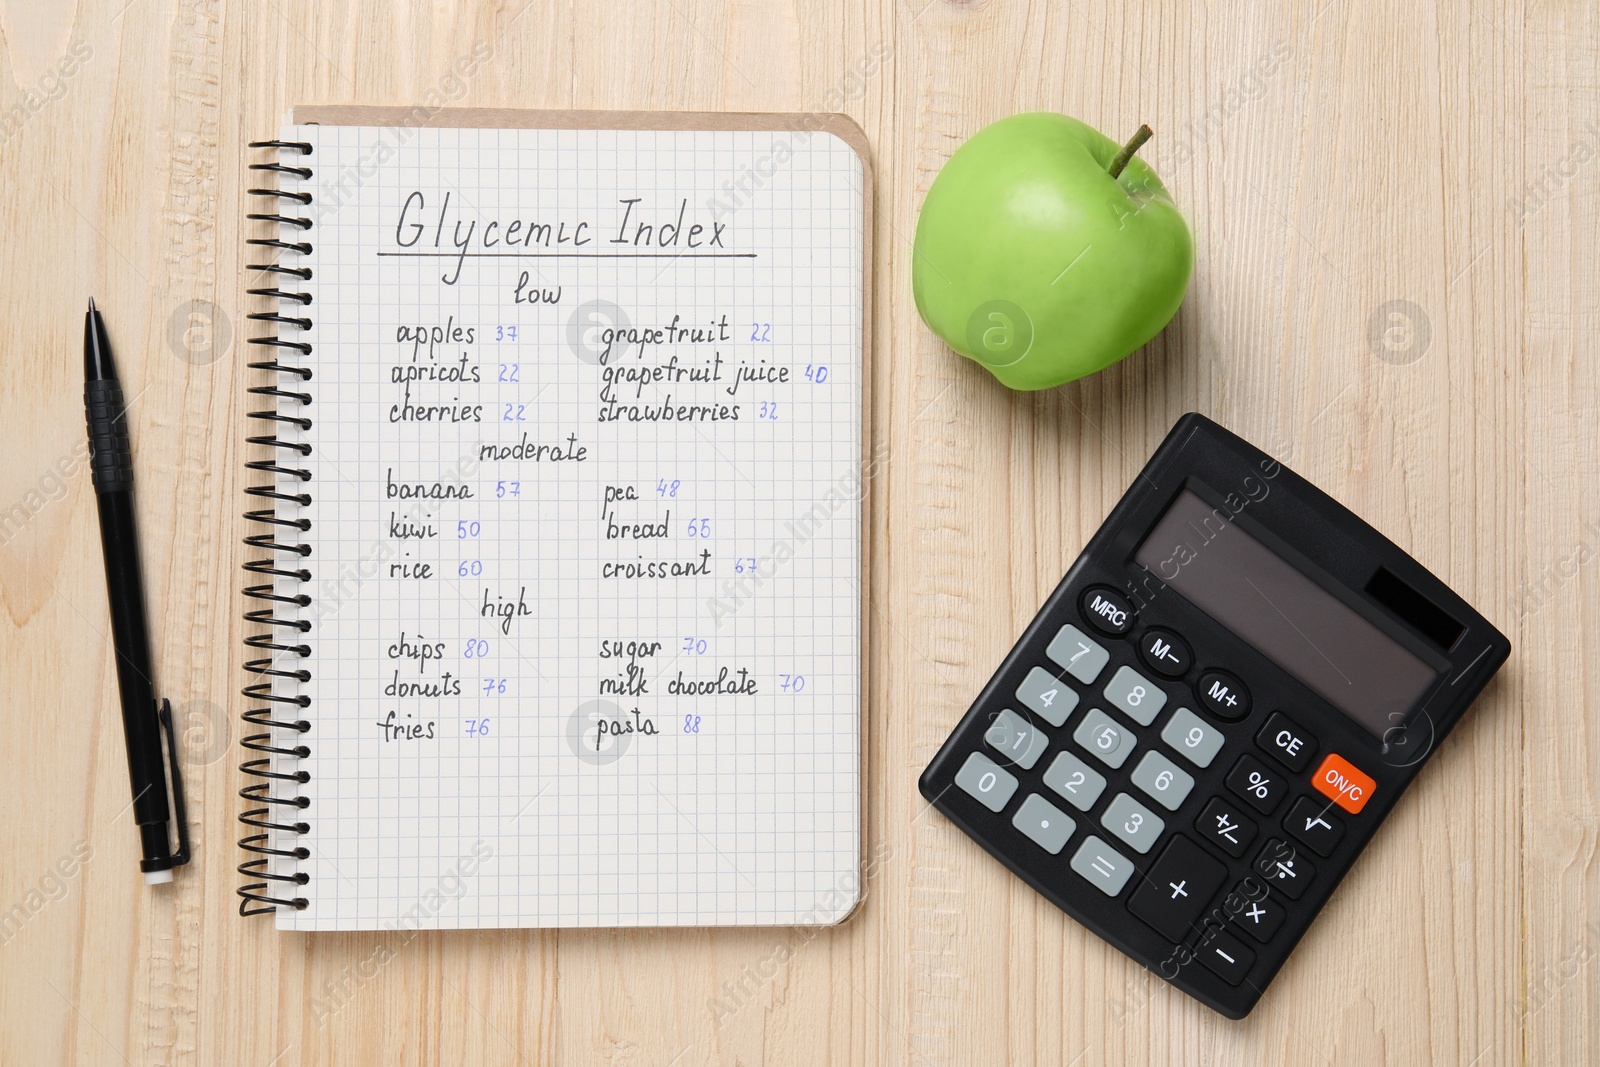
[498,363,519,382]
[682,637,707,655]
[686,517,711,538]
[780,674,806,693]
[496,480,520,498]
[657,478,680,498]
[503,403,527,422]
[749,323,772,342]
[457,520,481,539]
[496,325,517,341]
[463,639,489,659]
[466,718,491,736]
[458,559,483,577]
[482,678,507,694]
[733,557,756,574]
[683,714,701,734]
[805,363,828,384]
[758,402,778,421]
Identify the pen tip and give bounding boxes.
[88,296,96,312]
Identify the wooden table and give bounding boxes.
[1,1,1594,1063]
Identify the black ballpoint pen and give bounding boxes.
[83,298,190,884]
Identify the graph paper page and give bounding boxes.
[271,122,864,930]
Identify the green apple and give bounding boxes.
[912,112,1193,390]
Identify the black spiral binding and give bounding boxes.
[238,139,316,916]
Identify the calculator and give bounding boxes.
[919,413,1509,1018]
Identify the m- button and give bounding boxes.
[1138,627,1192,678]
[1196,670,1251,722]
[1256,712,1316,772]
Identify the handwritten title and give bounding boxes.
[390,191,733,285]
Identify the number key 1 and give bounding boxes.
[983,708,1048,770]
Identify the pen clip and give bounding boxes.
[157,698,192,867]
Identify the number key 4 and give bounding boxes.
[1015,666,1080,727]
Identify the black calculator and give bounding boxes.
[919,413,1509,1018]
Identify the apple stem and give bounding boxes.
[1108,124,1153,179]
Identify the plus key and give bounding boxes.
[1128,835,1228,943]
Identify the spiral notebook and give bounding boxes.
[238,107,871,930]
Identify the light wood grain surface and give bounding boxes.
[0,1,1594,1064]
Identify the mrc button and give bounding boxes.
[1196,670,1250,721]
[1311,752,1377,814]
[1255,712,1316,772]
[1080,587,1135,635]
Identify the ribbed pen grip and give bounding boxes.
[84,378,134,493]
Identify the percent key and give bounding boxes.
[1226,754,1287,814]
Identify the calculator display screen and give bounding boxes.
[1135,490,1436,737]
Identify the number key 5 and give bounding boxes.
[1073,709,1137,769]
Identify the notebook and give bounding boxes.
[238,108,871,930]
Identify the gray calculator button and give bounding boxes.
[1046,625,1111,684]
[1160,707,1225,767]
[1102,665,1167,726]
[1012,794,1076,855]
[1015,666,1079,727]
[1129,750,1195,810]
[1042,751,1107,811]
[954,751,1019,812]
[1073,708,1137,769]
[1070,835,1136,896]
[983,708,1048,770]
[1101,792,1165,854]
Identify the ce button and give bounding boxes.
[1255,712,1316,773]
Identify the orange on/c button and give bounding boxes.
[1311,753,1377,814]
